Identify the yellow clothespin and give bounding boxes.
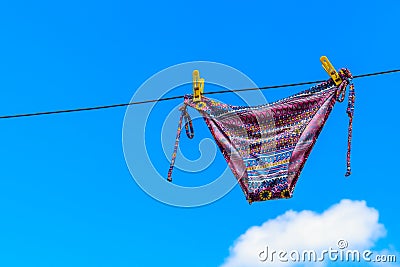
[320,56,342,86]
[193,70,204,102]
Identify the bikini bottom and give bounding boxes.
[167,68,355,203]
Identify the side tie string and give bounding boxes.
[345,83,355,177]
[337,68,355,177]
[167,105,194,182]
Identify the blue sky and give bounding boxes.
[0,1,399,266]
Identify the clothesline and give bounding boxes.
[1,69,399,120]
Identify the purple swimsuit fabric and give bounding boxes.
[168,69,354,203]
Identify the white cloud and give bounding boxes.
[221,199,394,267]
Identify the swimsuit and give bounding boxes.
[168,68,355,203]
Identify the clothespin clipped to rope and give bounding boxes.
[193,70,204,102]
[320,56,342,85]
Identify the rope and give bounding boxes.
[0,69,399,120]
